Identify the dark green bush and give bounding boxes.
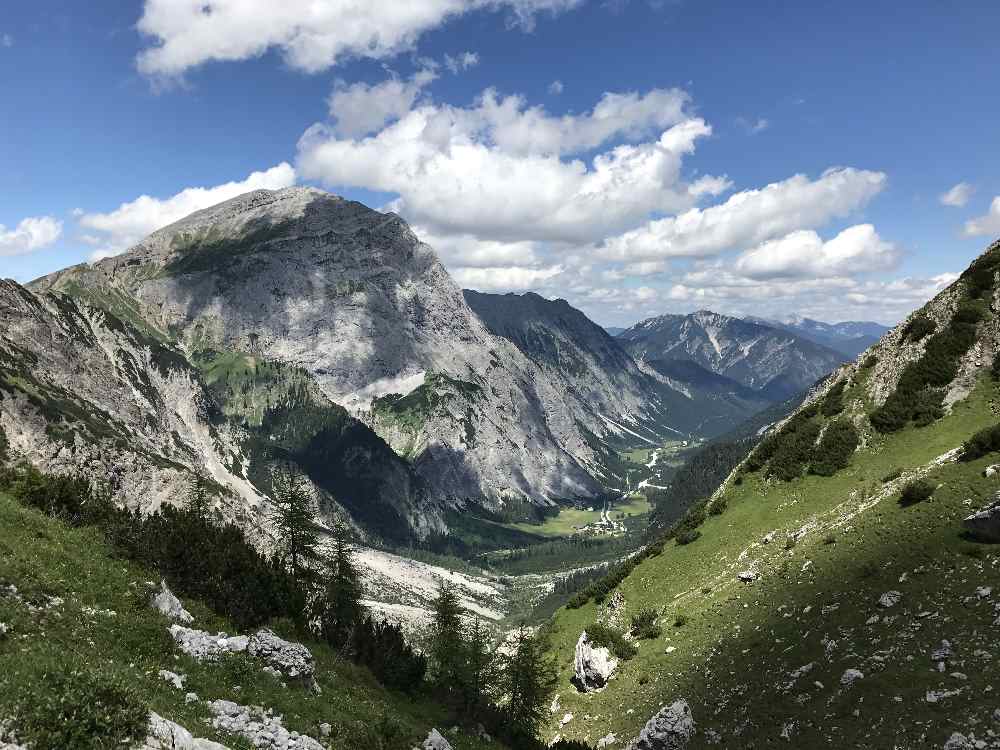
[902,315,936,342]
[766,419,822,481]
[992,352,1000,381]
[13,670,148,750]
[821,380,847,416]
[676,529,701,545]
[899,479,935,507]
[809,420,859,476]
[861,354,878,370]
[630,608,662,640]
[708,496,728,515]
[961,424,1000,461]
[673,612,688,627]
[585,623,637,661]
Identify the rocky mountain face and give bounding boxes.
[0,277,430,542]
[618,310,847,401]
[28,187,707,530]
[746,315,889,358]
[466,291,772,443]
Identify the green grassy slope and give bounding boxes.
[544,375,1000,748]
[0,493,499,750]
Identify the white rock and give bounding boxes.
[207,700,323,750]
[762,531,776,545]
[932,640,953,661]
[169,625,248,660]
[878,590,902,608]
[627,699,695,750]
[840,669,864,686]
[158,669,186,690]
[597,732,618,747]
[422,728,453,750]
[247,629,315,682]
[573,631,619,692]
[143,712,230,750]
[561,713,574,726]
[152,581,193,624]
[976,587,992,599]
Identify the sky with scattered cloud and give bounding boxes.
[2,1,999,325]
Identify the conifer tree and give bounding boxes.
[187,473,211,518]
[428,580,467,694]
[463,616,497,714]
[320,527,364,648]
[269,464,319,582]
[495,624,558,740]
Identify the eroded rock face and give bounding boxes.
[247,629,315,683]
[627,700,695,750]
[207,700,323,750]
[963,495,1000,542]
[169,625,249,660]
[152,581,193,624]
[573,631,618,692]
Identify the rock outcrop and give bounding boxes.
[572,631,618,692]
[419,728,454,750]
[152,581,193,624]
[247,629,315,684]
[626,700,695,750]
[144,712,230,750]
[963,494,1000,542]
[207,700,324,750]
[169,625,249,660]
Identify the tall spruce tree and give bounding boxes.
[463,617,497,714]
[187,473,211,518]
[320,527,364,648]
[496,625,558,741]
[269,464,319,582]
[428,580,467,695]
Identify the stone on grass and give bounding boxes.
[573,631,618,692]
[169,625,248,661]
[878,591,902,608]
[247,629,315,683]
[158,670,185,690]
[151,581,193,624]
[422,728,453,750]
[840,669,864,686]
[627,699,695,750]
[143,712,230,750]
[208,700,323,750]
[963,496,1000,542]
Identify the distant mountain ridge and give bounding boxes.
[618,309,847,401]
[745,315,889,357]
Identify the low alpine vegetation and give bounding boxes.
[961,424,1000,461]
[630,608,662,640]
[899,479,936,506]
[585,623,637,661]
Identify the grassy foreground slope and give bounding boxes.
[0,493,498,750]
[544,373,1000,749]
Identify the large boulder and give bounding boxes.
[248,629,315,683]
[963,494,1000,542]
[169,625,248,660]
[627,700,695,750]
[151,581,193,624]
[572,631,618,692]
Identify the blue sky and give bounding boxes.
[1,1,998,325]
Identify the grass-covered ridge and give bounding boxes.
[543,374,1000,748]
[0,491,499,749]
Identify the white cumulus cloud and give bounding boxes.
[0,216,62,257]
[963,196,1000,237]
[136,0,582,76]
[78,162,296,259]
[597,167,887,262]
[940,181,974,208]
[733,224,899,279]
[451,264,564,290]
[298,85,725,245]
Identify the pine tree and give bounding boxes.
[319,527,364,648]
[187,473,211,518]
[428,580,467,695]
[496,625,558,741]
[269,464,319,582]
[463,617,497,714]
